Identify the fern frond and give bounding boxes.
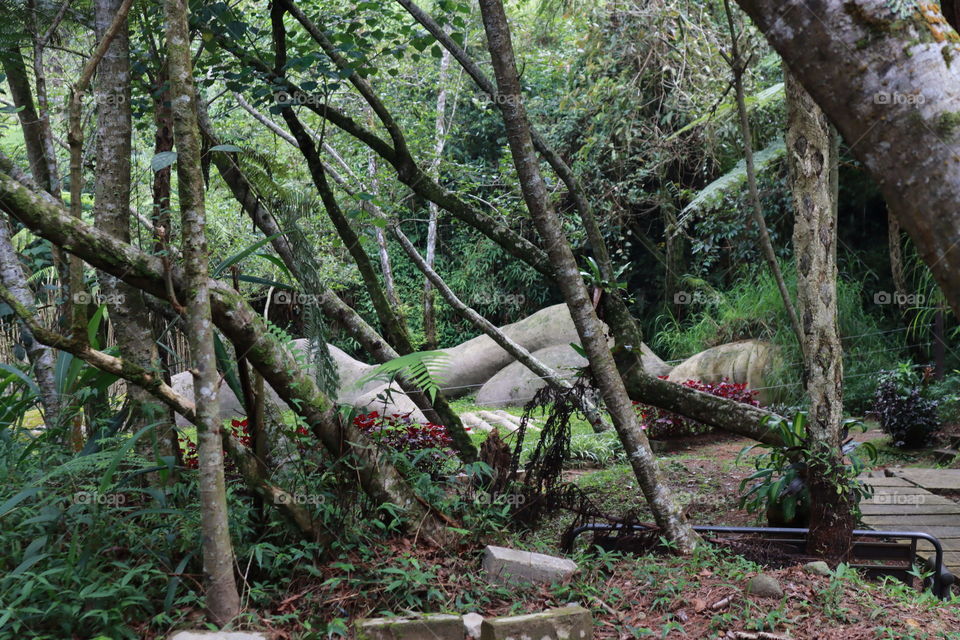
[355,351,451,403]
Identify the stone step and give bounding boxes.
[477,411,540,433]
[461,413,494,434]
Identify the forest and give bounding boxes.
[1,0,960,638]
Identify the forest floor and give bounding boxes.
[219,414,960,639]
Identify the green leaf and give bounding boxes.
[214,333,243,403]
[0,363,40,399]
[212,233,282,277]
[209,144,242,152]
[0,486,42,519]
[150,151,178,172]
[355,351,450,403]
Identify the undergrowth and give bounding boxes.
[653,266,904,412]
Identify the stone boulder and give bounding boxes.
[666,339,777,403]
[475,341,670,407]
[172,340,423,426]
[438,304,581,397]
[440,304,670,400]
[475,344,587,407]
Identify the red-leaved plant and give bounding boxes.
[634,377,760,439]
[179,418,252,470]
[353,411,458,477]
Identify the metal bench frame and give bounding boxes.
[564,523,956,599]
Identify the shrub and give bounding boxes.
[353,411,455,477]
[927,370,960,425]
[636,378,761,439]
[738,412,877,526]
[872,366,941,449]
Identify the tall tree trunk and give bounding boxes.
[423,39,452,350]
[785,71,850,561]
[1,49,52,191]
[93,0,175,470]
[163,0,241,624]
[725,0,804,352]
[26,0,65,197]
[0,219,60,424]
[732,0,960,319]
[478,0,699,552]
[888,210,908,309]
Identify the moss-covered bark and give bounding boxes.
[735,0,960,319]
[164,0,240,623]
[0,156,452,542]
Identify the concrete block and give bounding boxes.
[354,614,465,640]
[479,605,592,640]
[463,612,484,638]
[481,545,578,585]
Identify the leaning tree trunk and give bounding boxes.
[0,157,455,543]
[193,103,477,462]
[93,0,175,469]
[423,39,452,350]
[478,0,699,552]
[0,219,60,424]
[726,0,804,351]
[163,0,241,624]
[732,0,960,320]
[785,71,851,562]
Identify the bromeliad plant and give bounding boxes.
[738,411,878,527]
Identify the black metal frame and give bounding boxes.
[564,523,956,599]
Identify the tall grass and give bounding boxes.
[652,266,906,412]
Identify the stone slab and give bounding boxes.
[862,514,960,526]
[858,476,917,487]
[860,503,960,516]
[355,614,464,640]
[482,545,578,586]
[168,633,268,640]
[897,469,960,491]
[479,606,592,640]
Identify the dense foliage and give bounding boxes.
[636,378,760,439]
[872,365,942,449]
